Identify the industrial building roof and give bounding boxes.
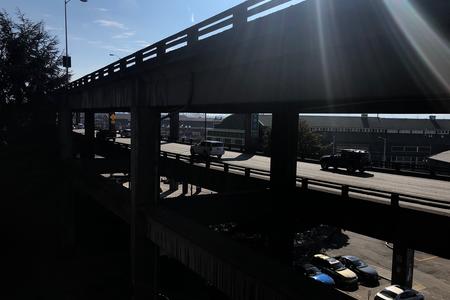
[257,115,450,131]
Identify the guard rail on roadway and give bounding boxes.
[106,138,450,213]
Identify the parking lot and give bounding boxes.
[324,231,450,300]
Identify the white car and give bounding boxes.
[374,285,424,300]
[190,140,225,159]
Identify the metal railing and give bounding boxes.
[65,0,301,91]
[85,132,450,213]
[156,150,450,212]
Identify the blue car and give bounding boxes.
[297,263,335,286]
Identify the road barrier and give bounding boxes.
[74,133,450,213]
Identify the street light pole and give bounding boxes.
[204,113,207,140]
[64,0,69,84]
[64,0,87,125]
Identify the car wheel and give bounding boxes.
[321,162,328,170]
[347,166,355,173]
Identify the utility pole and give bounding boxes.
[378,136,387,168]
[204,113,207,140]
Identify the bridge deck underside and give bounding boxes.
[65,0,450,113]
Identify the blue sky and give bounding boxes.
[3,0,246,79]
[3,0,449,119]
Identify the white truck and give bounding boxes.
[190,140,225,159]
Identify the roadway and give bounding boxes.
[114,139,450,206]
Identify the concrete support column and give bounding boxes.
[109,112,116,132]
[82,111,95,159]
[59,105,73,160]
[269,112,299,264]
[270,112,298,190]
[169,179,178,192]
[244,113,253,152]
[182,182,188,194]
[58,103,76,252]
[169,112,179,142]
[391,242,415,288]
[130,103,160,299]
[196,185,202,194]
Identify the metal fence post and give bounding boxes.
[342,185,349,198]
[391,193,400,207]
[302,178,309,190]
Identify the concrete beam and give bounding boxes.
[169,112,179,142]
[65,1,450,113]
[59,104,73,160]
[130,99,160,299]
[82,111,95,159]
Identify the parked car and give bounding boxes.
[96,129,116,142]
[190,140,225,159]
[335,255,379,284]
[295,263,335,286]
[311,254,358,287]
[119,128,131,138]
[320,149,371,173]
[374,285,424,300]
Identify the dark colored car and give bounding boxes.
[320,149,371,173]
[295,263,335,286]
[311,254,358,287]
[119,128,131,138]
[336,255,379,284]
[96,129,116,142]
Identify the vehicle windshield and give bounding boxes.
[305,266,321,276]
[381,290,398,298]
[330,261,346,271]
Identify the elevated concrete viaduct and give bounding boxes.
[54,0,450,299]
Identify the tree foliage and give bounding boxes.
[260,118,331,158]
[297,119,330,159]
[0,10,65,106]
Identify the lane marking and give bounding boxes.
[416,256,437,262]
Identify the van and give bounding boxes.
[190,140,225,159]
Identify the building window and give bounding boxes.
[405,146,417,152]
[418,146,431,153]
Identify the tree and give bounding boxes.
[297,119,330,159]
[0,10,65,108]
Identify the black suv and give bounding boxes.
[320,149,371,173]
